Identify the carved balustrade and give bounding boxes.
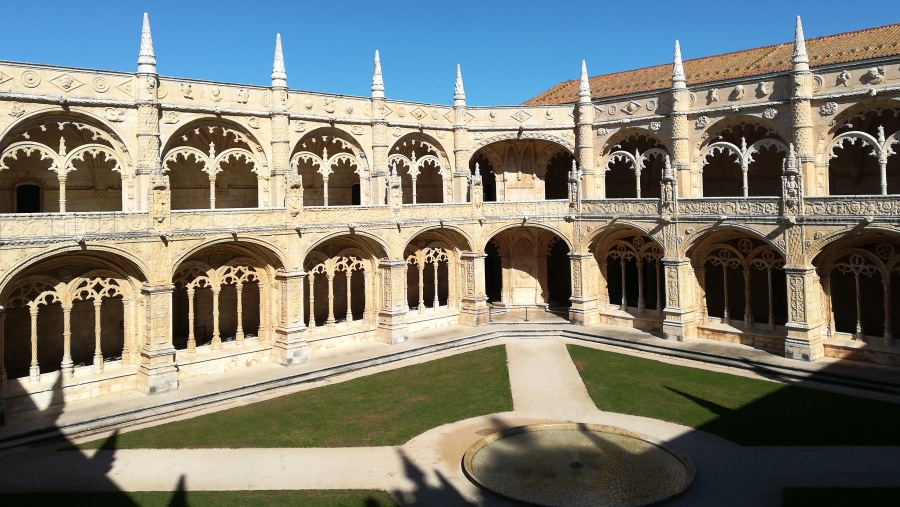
[804,196,900,218]
[580,199,658,216]
[0,211,147,242]
[678,198,781,217]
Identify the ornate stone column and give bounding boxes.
[136,283,178,394]
[783,265,826,361]
[270,114,289,207]
[452,65,471,202]
[135,14,160,213]
[149,171,170,235]
[269,34,290,208]
[670,42,694,199]
[376,259,409,344]
[386,165,402,213]
[459,251,489,326]
[370,51,388,206]
[60,305,74,377]
[661,257,699,342]
[791,17,816,196]
[576,61,596,199]
[272,268,309,366]
[569,251,600,326]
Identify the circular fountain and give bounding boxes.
[462,423,694,507]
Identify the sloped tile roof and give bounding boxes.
[524,23,900,106]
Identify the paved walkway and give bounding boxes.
[2,330,900,505]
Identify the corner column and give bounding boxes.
[272,269,309,366]
[371,102,388,205]
[136,283,178,394]
[459,251,489,326]
[270,113,290,208]
[376,259,409,344]
[783,266,826,361]
[661,257,699,341]
[569,252,600,325]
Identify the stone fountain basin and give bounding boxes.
[462,422,694,507]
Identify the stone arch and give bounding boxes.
[403,230,464,313]
[678,223,784,259]
[0,111,131,213]
[388,133,450,204]
[699,119,789,197]
[171,243,280,352]
[600,127,673,160]
[822,105,900,196]
[806,224,900,265]
[305,231,390,261]
[402,226,472,254]
[291,127,367,206]
[302,237,380,332]
[589,225,666,314]
[470,132,575,155]
[601,130,671,199]
[687,230,787,332]
[162,119,267,210]
[483,226,571,311]
[812,231,900,344]
[470,138,574,202]
[171,236,287,275]
[0,244,151,291]
[1,251,146,384]
[479,222,573,253]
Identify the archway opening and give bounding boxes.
[596,234,665,314]
[484,227,570,314]
[604,134,667,198]
[701,123,787,197]
[828,109,900,195]
[485,240,502,303]
[164,122,263,210]
[2,252,144,383]
[470,153,497,202]
[547,238,571,309]
[544,151,571,200]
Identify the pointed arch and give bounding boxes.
[291,128,366,206]
[162,120,267,210]
[388,133,450,204]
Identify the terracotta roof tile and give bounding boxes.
[524,23,900,106]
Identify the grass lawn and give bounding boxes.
[568,344,900,446]
[783,487,900,506]
[80,345,511,449]
[0,490,398,506]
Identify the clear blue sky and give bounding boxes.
[1,1,897,106]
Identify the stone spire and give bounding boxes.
[578,60,591,103]
[137,12,156,74]
[454,64,466,106]
[371,50,385,99]
[271,33,287,88]
[672,40,686,89]
[792,16,809,71]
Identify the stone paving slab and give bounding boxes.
[505,339,599,420]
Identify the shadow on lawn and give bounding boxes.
[390,450,475,506]
[0,376,188,507]
[0,376,456,507]
[568,341,900,507]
